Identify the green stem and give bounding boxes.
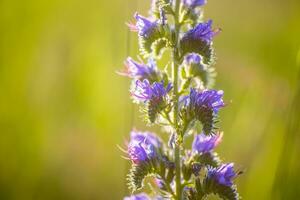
[173,0,181,199]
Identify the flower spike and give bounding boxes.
[119,0,242,198]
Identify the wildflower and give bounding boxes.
[119,57,159,81]
[183,0,207,8]
[128,141,156,164]
[130,130,162,148]
[192,132,223,153]
[207,163,237,186]
[131,79,172,103]
[124,193,150,200]
[129,13,159,38]
[182,20,218,44]
[188,88,224,113]
[182,88,224,134]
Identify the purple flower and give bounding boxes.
[182,88,224,134]
[182,20,219,44]
[127,130,162,164]
[192,132,223,153]
[208,163,237,186]
[131,79,172,103]
[183,0,207,8]
[130,130,162,148]
[119,57,158,80]
[127,141,156,164]
[128,13,158,38]
[188,88,224,113]
[124,193,150,200]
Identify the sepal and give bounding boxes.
[201,175,239,200]
[152,38,169,58]
[127,161,155,192]
[194,152,221,168]
[138,22,171,58]
[180,38,215,65]
[127,156,175,192]
[182,162,192,181]
[151,0,173,18]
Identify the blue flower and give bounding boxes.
[208,163,237,186]
[182,88,224,134]
[130,130,162,148]
[127,130,162,164]
[119,57,158,81]
[124,193,150,200]
[192,132,223,153]
[183,0,207,8]
[127,140,156,164]
[131,79,172,103]
[188,88,224,113]
[128,13,158,38]
[182,20,219,44]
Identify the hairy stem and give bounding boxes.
[173,0,181,199]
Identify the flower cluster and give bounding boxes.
[118,0,241,199]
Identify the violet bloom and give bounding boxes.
[192,132,223,153]
[119,57,158,80]
[183,0,207,8]
[188,88,224,113]
[183,88,224,134]
[124,193,150,200]
[128,13,158,38]
[208,163,237,186]
[182,20,219,44]
[127,141,155,164]
[130,130,162,148]
[131,79,172,103]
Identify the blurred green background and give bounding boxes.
[0,0,300,199]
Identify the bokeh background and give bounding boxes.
[1,0,300,199]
